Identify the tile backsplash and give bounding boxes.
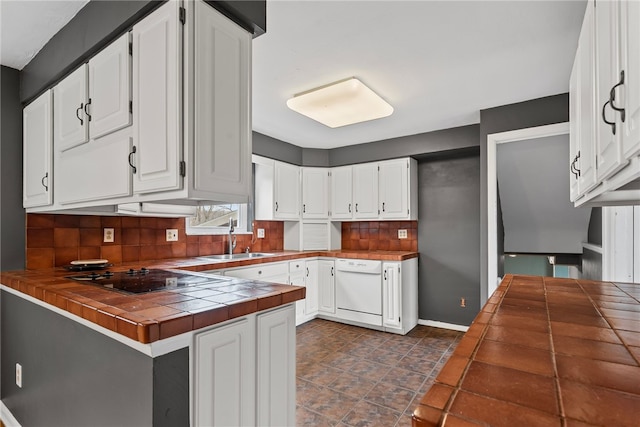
[341,221,418,251]
[25,214,284,270]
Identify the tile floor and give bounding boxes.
[296,319,462,426]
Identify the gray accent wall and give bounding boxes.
[417,152,481,326]
[479,93,569,303]
[253,131,303,165]
[1,291,189,427]
[588,207,603,245]
[1,66,25,271]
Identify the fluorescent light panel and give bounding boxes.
[286,77,393,128]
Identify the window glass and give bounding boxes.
[185,204,250,235]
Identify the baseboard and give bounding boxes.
[418,319,469,332]
[1,401,21,427]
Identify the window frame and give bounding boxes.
[185,204,251,235]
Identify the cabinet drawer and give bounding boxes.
[289,260,305,275]
[226,262,288,280]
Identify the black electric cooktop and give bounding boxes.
[66,268,222,294]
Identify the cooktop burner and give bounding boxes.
[66,268,221,294]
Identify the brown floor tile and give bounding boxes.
[552,335,638,366]
[364,382,416,413]
[556,354,640,394]
[296,406,337,427]
[381,367,427,392]
[304,387,360,422]
[560,379,640,427]
[449,390,562,427]
[299,363,345,387]
[364,347,405,366]
[320,351,361,370]
[349,360,392,383]
[460,361,559,415]
[297,379,325,406]
[474,340,554,376]
[342,400,401,427]
[397,355,438,375]
[327,373,377,400]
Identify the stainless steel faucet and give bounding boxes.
[228,221,237,255]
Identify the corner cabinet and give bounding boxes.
[194,305,296,427]
[570,0,640,206]
[23,90,53,208]
[382,258,418,335]
[254,156,301,221]
[302,168,329,219]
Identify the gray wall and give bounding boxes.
[1,66,25,271]
[479,93,569,303]
[0,291,189,426]
[588,207,602,245]
[504,254,554,277]
[417,152,481,326]
[253,131,303,165]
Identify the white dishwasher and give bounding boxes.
[335,258,383,326]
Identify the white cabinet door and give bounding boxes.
[317,260,335,314]
[569,58,580,202]
[194,1,251,199]
[290,272,306,322]
[194,317,255,427]
[53,65,88,152]
[595,0,627,181]
[23,90,53,208]
[274,162,300,219]
[305,260,319,315]
[330,166,353,219]
[57,130,133,204]
[132,0,182,194]
[88,32,132,140]
[353,163,379,219]
[379,159,409,219]
[620,0,640,159]
[256,305,296,427]
[382,262,402,328]
[302,168,329,219]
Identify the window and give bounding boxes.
[185,204,251,235]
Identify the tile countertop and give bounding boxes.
[0,250,417,344]
[412,274,640,427]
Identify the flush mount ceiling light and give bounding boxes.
[286,77,393,128]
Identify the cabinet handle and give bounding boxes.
[574,151,581,177]
[610,70,626,122]
[384,269,387,281]
[128,146,137,174]
[306,267,309,277]
[41,172,49,191]
[76,104,84,126]
[355,203,358,213]
[84,98,92,122]
[602,100,616,135]
[303,204,306,213]
[331,267,334,276]
[275,202,278,212]
[348,203,351,213]
[570,156,578,179]
[382,202,385,212]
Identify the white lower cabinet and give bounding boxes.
[317,260,335,314]
[194,305,296,427]
[256,305,296,426]
[304,260,320,316]
[382,262,402,328]
[194,317,255,427]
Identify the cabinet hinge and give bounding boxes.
[407,209,409,215]
[129,42,133,56]
[179,7,186,25]
[179,161,186,177]
[378,165,380,171]
[398,266,401,273]
[129,101,133,114]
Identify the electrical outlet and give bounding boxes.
[257,228,265,238]
[16,363,22,388]
[103,228,114,243]
[398,229,408,239]
[166,229,178,242]
[460,297,466,308]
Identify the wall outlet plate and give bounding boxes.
[103,228,114,243]
[166,229,178,242]
[398,229,408,239]
[16,363,22,388]
[257,228,265,238]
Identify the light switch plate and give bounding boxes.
[166,229,178,242]
[398,229,408,239]
[257,228,265,238]
[103,228,114,243]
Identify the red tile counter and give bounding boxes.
[412,274,640,427]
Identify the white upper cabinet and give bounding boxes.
[275,162,301,219]
[302,168,329,219]
[330,166,353,219]
[353,163,379,219]
[23,91,53,208]
[379,159,409,219]
[88,32,132,140]
[193,0,251,199]
[53,65,89,152]
[570,0,640,206]
[132,0,182,195]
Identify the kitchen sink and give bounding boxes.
[204,253,275,261]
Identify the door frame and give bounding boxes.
[486,122,570,301]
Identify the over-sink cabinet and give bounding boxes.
[23,0,252,213]
[570,0,640,206]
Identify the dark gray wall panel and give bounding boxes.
[302,148,330,167]
[582,248,602,281]
[1,66,25,271]
[479,93,569,302]
[153,348,190,427]
[329,124,479,166]
[1,291,153,426]
[20,1,162,104]
[207,0,266,36]
[253,131,303,165]
[588,207,602,245]
[418,153,481,326]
